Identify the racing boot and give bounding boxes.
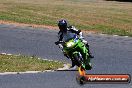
[86,44,94,58]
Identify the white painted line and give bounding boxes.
[7,54,12,55]
[1,53,6,55]
[0,72,18,75]
[44,70,54,72]
[57,64,71,70]
[124,36,129,38]
[0,64,72,75]
[0,71,43,75]
[113,35,118,37]
[19,71,42,74]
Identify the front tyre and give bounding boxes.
[72,53,82,67]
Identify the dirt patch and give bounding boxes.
[0,20,98,34]
[0,20,58,30]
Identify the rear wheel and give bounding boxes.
[85,55,92,70]
[85,62,92,70]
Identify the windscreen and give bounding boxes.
[63,32,77,42]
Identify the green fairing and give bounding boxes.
[63,38,91,70]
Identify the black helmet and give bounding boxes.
[58,19,67,29]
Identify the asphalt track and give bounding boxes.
[0,24,132,88]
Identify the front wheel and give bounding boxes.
[72,53,82,67]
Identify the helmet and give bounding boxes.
[58,19,68,30]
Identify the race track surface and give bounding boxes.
[0,24,132,88]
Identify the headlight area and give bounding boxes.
[66,42,75,47]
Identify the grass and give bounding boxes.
[0,54,64,72]
[0,0,132,36]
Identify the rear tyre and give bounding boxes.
[85,63,92,70]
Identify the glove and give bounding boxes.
[55,41,60,45]
[58,44,63,49]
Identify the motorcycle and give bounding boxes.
[55,32,92,72]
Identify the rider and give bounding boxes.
[55,19,94,67]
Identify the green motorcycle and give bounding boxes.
[55,33,92,70]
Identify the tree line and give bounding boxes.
[105,0,132,2]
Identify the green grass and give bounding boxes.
[0,0,132,36]
[0,54,64,72]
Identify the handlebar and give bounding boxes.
[55,41,65,45]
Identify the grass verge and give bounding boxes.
[0,0,132,36]
[0,54,64,72]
